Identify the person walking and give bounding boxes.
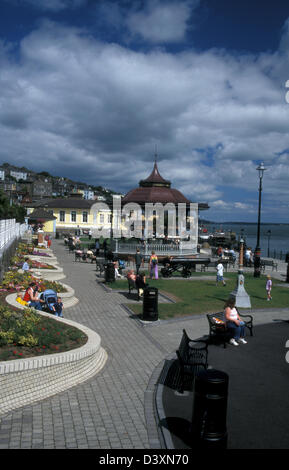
[266,275,272,301]
[224,298,247,346]
[216,260,226,286]
[135,249,143,275]
[149,251,158,280]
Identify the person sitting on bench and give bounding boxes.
[135,272,148,297]
[224,298,247,346]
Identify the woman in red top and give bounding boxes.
[23,283,43,310]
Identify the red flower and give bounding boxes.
[42,346,46,349]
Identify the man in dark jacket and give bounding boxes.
[135,249,143,275]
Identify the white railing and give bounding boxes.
[0,219,28,252]
[112,241,197,256]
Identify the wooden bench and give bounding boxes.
[96,259,106,276]
[176,329,208,393]
[207,311,253,348]
[200,261,216,272]
[260,259,278,272]
[74,251,84,262]
[201,260,229,272]
[127,277,140,301]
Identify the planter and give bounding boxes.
[30,265,65,281]
[27,255,59,265]
[0,311,107,416]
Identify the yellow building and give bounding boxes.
[26,197,113,236]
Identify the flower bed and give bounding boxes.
[0,271,67,294]
[0,305,87,361]
[32,250,52,257]
[10,254,56,270]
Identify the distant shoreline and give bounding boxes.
[199,221,289,226]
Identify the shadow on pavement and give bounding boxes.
[157,320,289,449]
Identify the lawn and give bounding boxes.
[108,272,289,320]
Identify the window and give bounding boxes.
[108,213,112,223]
[82,211,88,223]
[99,214,104,224]
[59,210,65,222]
[71,211,76,222]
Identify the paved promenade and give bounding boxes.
[0,241,288,449]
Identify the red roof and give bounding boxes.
[122,186,191,205]
[139,162,171,187]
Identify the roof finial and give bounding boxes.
[154,144,158,166]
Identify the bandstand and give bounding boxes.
[112,160,209,257]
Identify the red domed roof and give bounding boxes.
[139,162,171,187]
[122,186,190,205]
[122,162,191,205]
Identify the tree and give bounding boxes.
[0,189,26,223]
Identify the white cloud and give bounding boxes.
[126,0,198,43]
[1,18,289,221]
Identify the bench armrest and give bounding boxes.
[239,313,253,321]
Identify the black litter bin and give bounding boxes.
[105,262,115,283]
[191,368,229,449]
[142,287,158,321]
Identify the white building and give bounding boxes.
[10,170,28,181]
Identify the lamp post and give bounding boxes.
[267,229,271,258]
[254,162,267,278]
[239,235,244,270]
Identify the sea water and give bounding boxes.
[203,223,289,259]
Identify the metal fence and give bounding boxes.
[268,249,288,261]
[0,219,28,281]
[0,219,27,250]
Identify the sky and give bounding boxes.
[1,0,289,223]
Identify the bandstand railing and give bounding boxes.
[111,241,197,256]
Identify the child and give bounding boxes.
[52,297,64,317]
[266,275,272,301]
[216,261,226,286]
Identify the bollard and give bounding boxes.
[105,262,115,283]
[142,287,158,321]
[191,369,229,449]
